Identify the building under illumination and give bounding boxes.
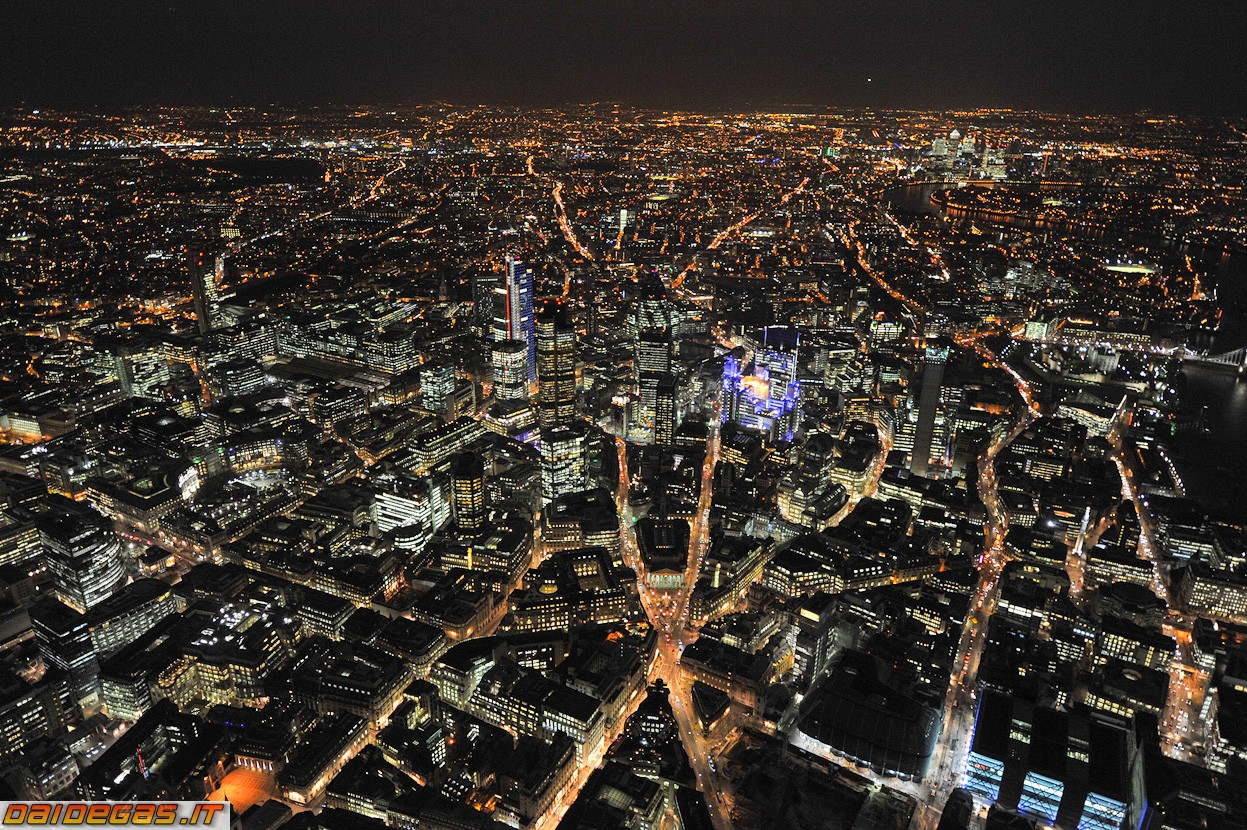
[37,505,127,613]
[536,299,577,427]
[189,249,223,335]
[451,452,486,533]
[723,327,802,442]
[540,421,591,505]
[492,339,532,401]
[494,256,536,382]
[963,690,1146,830]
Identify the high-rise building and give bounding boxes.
[722,327,803,443]
[86,579,179,661]
[470,271,498,337]
[911,344,949,477]
[37,506,127,613]
[493,256,536,381]
[630,274,676,336]
[451,453,486,533]
[492,340,531,401]
[0,670,74,764]
[635,330,673,375]
[420,363,457,416]
[30,597,100,712]
[654,373,679,447]
[189,250,223,336]
[372,468,448,554]
[541,422,591,505]
[536,299,577,427]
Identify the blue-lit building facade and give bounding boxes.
[494,256,536,382]
[963,690,1146,830]
[723,327,802,443]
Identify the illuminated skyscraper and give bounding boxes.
[189,250,223,335]
[654,373,679,446]
[492,340,531,401]
[630,273,676,336]
[541,421,591,505]
[31,596,100,711]
[470,270,498,338]
[536,299,577,427]
[37,505,127,613]
[420,362,457,416]
[493,256,536,381]
[451,452,487,533]
[722,327,802,442]
[636,330,673,375]
[911,344,949,477]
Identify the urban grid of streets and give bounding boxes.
[525,189,1213,830]
[256,166,1200,827]
[516,190,1061,830]
[6,108,1237,826]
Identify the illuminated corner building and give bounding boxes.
[189,249,223,336]
[507,546,631,632]
[485,398,539,443]
[312,386,368,431]
[363,328,419,375]
[85,578,179,661]
[323,746,430,822]
[108,340,172,400]
[540,421,591,505]
[541,488,623,562]
[494,255,536,382]
[450,521,533,587]
[962,690,1146,830]
[403,417,487,476]
[1177,559,1247,624]
[911,345,950,477]
[286,641,410,726]
[689,535,770,624]
[495,734,578,829]
[722,327,802,443]
[154,601,301,710]
[36,504,127,613]
[450,452,487,533]
[206,356,269,398]
[1210,683,1247,775]
[0,508,42,567]
[560,760,665,830]
[492,339,531,401]
[6,733,80,799]
[536,299,577,427]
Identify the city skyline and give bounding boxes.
[0,96,1246,830]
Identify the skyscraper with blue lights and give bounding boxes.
[494,255,536,382]
[723,327,802,443]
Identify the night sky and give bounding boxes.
[3,1,1245,114]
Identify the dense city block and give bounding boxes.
[0,106,1245,830]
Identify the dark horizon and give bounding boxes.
[4,0,1246,116]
